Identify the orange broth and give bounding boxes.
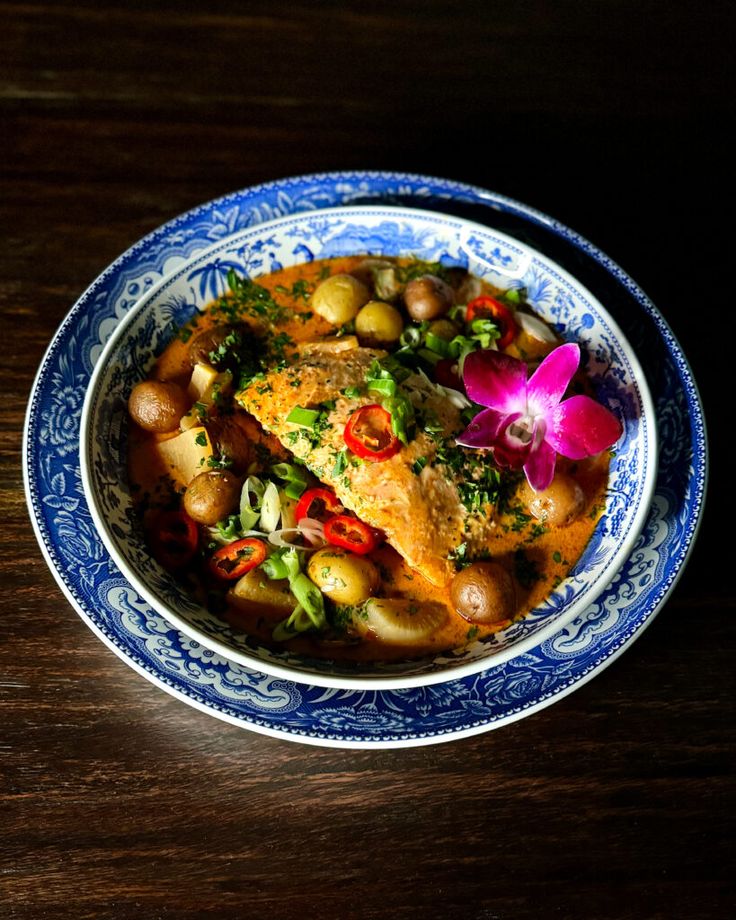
[127,256,609,662]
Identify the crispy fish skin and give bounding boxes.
[236,345,494,587]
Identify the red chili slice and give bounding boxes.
[323,514,378,555]
[150,510,198,571]
[208,537,268,581]
[343,404,400,461]
[295,487,343,523]
[466,296,518,349]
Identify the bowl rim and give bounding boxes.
[80,202,658,690]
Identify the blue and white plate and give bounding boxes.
[80,205,656,689]
[24,172,707,747]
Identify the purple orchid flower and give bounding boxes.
[456,343,623,492]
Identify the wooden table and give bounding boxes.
[2,2,731,918]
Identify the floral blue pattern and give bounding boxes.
[24,171,707,747]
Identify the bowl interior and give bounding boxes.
[81,205,657,689]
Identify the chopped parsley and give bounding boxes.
[218,269,290,325]
[395,259,451,284]
[275,278,313,302]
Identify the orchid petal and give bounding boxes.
[526,342,580,416]
[547,395,623,459]
[523,437,557,492]
[462,349,527,412]
[455,407,515,449]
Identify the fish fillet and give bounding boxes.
[236,343,496,586]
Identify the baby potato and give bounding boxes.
[307,548,379,607]
[228,569,295,619]
[311,273,370,326]
[354,300,404,346]
[182,469,241,525]
[128,380,189,433]
[519,472,585,527]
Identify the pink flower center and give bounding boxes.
[506,415,535,447]
[504,414,546,454]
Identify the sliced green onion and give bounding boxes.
[278,491,298,529]
[239,476,265,531]
[449,303,467,323]
[290,573,327,630]
[286,406,320,427]
[282,547,301,581]
[272,605,315,641]
[447,334,473,359]
[399,326,423,348]
[259,481,282,532]
[501,287,522,305]
[271,462,298,480]
[216,514,243,543]
[261,551,289,580]
[270,544,327,639]
[383,394,415,446]
[425,332,450,357]
[367,378,397,398]
[417,348,441,366]
[271,462,308,486]
[285,479,307,500]
[471,318,500,337]
[270,462,308,501]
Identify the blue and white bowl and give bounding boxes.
[80,205,657,690]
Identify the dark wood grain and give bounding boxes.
[1,2,733,918]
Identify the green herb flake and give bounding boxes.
[332,450,348,478]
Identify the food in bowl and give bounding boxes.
[125,254,622,662]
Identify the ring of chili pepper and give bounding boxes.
[343,404,400,461]
[208,537,268,580]
[465,296,518,349]
[149,509,199,571]
[295,487,343,523]
[323,514,378,555]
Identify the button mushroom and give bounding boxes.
[128,380,189,433]
[450,562,516,625]
[403,274,454,321]
[187,324,236,368]
[182,469,241,525]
